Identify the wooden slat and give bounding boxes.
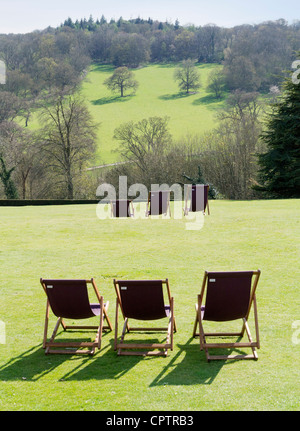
[118,350,168,356]
[207,354,257,360]
[127,327,168,331]
[204,342,258,349]
[117,343,171,349]
[46,341,97,348]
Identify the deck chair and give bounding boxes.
[40,278,112,355]
[110,199,134,218]
[146,190,171,217]
[113,279,177,356]
[184,184,210,215]
[193,270,261,361]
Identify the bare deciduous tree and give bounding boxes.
[174,59,201,94]
[113,116,172,187]
[38,94,98,199]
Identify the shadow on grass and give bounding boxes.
[92,64,115,73]
[149,336,257,387]
[0,331,114,382]
[158,92,194,101]
[0,337,245,384]
[192,94,224,105]
[0,344,68,381]
[0,337,144,382]
[149,338,224,386]
[62,338,228,384]
[61,341,146,381]
[91,95,133,105]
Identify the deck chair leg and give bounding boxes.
[117,318,129,355]
[206,201,210,215]
[168,298,174,351]
[199,319,206,352]
[103,302,113,331]
[46,317,62,354]
[43,300,50,349]
[114,298,119,351]
[240,294,260,350]
[165,318,172,356]
[61,319,67,331]
[243,318,258,360]
[193,313,198,338]
[120,318,128,344]
[193,296,204,341]
[97,296,104,349]
[199,322,209,360]
[253,296,260,349]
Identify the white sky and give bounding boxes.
[0,0,299,34]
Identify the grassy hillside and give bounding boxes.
[0,199,299,410]
[80,63,224,164]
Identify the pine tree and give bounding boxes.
[256,67,300,198]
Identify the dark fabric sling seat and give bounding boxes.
[193,270,261,361]
[40,278,112,355]
[203,271,253,322]
[43,279,100,320]
[114,279,176,356]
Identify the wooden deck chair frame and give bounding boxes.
[41,278,113,355]
[193,270,260,361]
[184,184,210,216]
[146,190,171,217]
[110,199,134,218]
[113,279,177,356]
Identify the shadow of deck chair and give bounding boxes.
[113,279,177,356]
[184,184,210,216]
[110,199,134,218]
[40,278,113,355]
[146,191,171,217]
[193,270,261,361]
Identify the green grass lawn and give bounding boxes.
[80,63,224,164]
[0,199,299,411]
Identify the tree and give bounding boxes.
[114,116,172,168]
[104,66,138,97]
[0,121,22,199]
[207,69,226,99]
[113,116,172,187]
[174,59,201,94]
[38,94,97,199]
[174,30,196,60]
[256,71,300,197]
[197,91,263,199]
[0,154,18,198]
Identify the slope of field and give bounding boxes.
[80,63,224,164]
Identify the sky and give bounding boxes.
[0,0,299,34]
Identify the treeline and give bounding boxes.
[70,15,300,92]
[0,17,299,93]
